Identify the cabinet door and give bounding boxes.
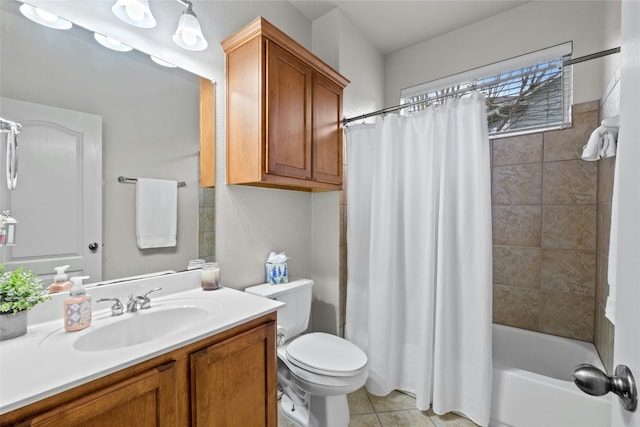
[313,73,343,185]
[27,362,177,427]
[266,41,312,180]
[191,322,277,427]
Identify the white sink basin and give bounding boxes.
[73,305,210,351]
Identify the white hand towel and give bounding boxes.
[600,128,618,158]
[581,126,604,161]
[136,178,178,249]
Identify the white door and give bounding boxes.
[611,2,640,426]
[0,98,102,283]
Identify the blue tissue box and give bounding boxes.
[266,262,288,284]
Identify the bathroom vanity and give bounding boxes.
[0,271,282,426]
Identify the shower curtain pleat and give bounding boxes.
[345,93,493,427]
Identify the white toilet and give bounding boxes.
[245,279,368,427]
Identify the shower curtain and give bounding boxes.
[345,93,493,426]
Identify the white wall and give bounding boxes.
[213,6,314,290]
[0,7,200,280]
[385,1,607,108]
[309,9,384,334]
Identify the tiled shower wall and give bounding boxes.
[492,101,600,342]
[198,187,216,262]
[594,71,620,375]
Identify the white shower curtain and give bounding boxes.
[345,93,493,426]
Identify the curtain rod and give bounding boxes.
[343,46,621,126]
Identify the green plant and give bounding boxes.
[0,265,50,314]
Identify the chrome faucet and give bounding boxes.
[126,287,163,312]
[97,297,124,316]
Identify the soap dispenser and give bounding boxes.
[48,265,72,293]
[64,276,91,332]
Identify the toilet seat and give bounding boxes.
[285,332,367,377]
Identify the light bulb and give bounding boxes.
[35,8,58,23]
[125,1,145,22]
[181,28,198,46]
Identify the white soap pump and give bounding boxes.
[48,265,72,293]
[64,275,91,332]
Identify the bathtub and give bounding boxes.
[490,324,611,427]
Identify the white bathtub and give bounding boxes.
[490,324,611,427]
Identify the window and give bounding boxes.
[400,42,573,138]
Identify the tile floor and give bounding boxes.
[278,388,479,427]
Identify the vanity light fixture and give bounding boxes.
[112,0,156,29]
[150,56,177,68]
[94,33,134,52]
[19,3,72,30]
[172,0,208,51]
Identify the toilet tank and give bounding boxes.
[245,279,314,342]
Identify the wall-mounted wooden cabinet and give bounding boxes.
[222,18,349,192]
[1,314,277,427]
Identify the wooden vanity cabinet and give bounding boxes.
[222,17,349,192]
[0,313,277,427]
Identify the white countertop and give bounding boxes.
[0,270,282,414]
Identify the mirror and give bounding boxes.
[0,1,214,284]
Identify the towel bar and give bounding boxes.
[118,176,186,187]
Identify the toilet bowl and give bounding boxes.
[245,279,368,427]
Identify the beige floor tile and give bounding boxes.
[427,409,479,427]
[277,406,299,427]
[378,409,436,427]
[367,390,416,412]
[349,387,375,414]
[349,413,383,427]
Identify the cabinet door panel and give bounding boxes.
[313,74,343,185]
[28,362,177,427]
[191,322,277,427]
[266,41,312,180]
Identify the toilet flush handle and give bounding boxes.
[276,326,287,346]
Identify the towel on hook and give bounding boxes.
[136,178,177,249]
[582,120,619,161]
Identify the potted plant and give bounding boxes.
[0,265,50,340]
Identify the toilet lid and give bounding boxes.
[286,332,367,377]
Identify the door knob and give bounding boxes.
[88,242,99,252]
[573,364,637,411]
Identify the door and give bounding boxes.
[611,2,640,426]
[0,98,102,282]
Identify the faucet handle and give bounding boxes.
[97,298,124,316]
[140,287,163,309]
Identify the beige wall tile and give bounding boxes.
[493,206,542,246]
[493,285,540,330]
[493,133,543,166]
[539,292,595,341]
[598,157,616,203]
[597,202,612,256]
[541,249,596,296]
[492,164,542,206]
[594,304,615,375]
[596,253,610,309]
[493,245,541,288]
[572,100,600,114]
[543,110,599,162]
[542,205,596,250]
[542,160,597,204]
